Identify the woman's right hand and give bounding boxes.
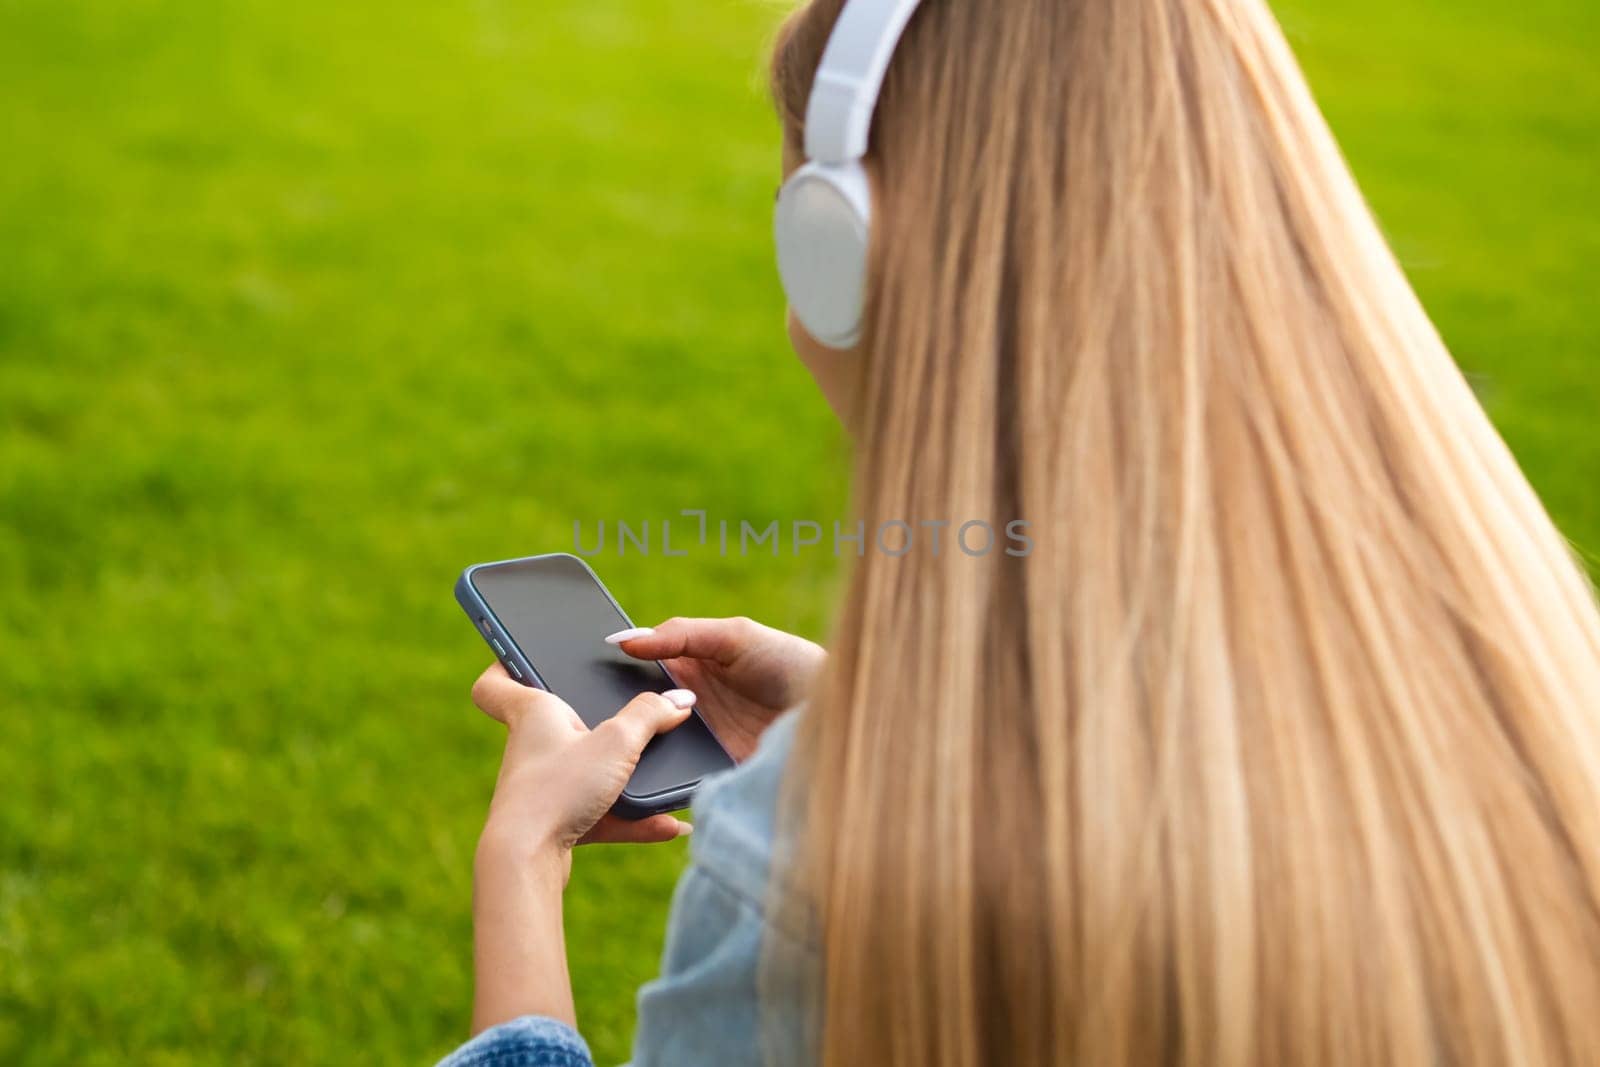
[606,617,824,762]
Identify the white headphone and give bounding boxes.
[773,0,923,349]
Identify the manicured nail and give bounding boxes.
[662,688,696,709]
[676,821,694,837]
[604,626,654,644]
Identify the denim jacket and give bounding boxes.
[438,711,816,1067]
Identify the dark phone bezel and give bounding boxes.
[454,552,732,819]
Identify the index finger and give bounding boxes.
[603,616,756,665]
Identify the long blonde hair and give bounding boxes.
[769,0,1600,1064]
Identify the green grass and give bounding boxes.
[0,0,1594,1062]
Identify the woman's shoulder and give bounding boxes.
[683,709,808,930]
[630,710,817,1066]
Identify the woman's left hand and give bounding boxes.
[466,664,694,1033]
[470,663,695,881]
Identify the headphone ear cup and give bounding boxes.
[774,161,873,350]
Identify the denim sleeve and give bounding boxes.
[629,711,814,1067]
[630,862,768,1066]
[435,1015,594,1067]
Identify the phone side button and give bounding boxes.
[504,660,522,680]
[491,638,507,656]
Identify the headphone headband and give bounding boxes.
[803,0,924,163]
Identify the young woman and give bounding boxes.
[441,0,1600,1064]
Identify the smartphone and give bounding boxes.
[455,552,734,819]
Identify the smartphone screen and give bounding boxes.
[466,555,732,803]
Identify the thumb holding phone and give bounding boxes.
[471,665,697,861]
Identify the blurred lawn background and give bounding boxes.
[0,0,1594,1063]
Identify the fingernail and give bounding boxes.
[662,688,696,709]
[676,821,694,837]
[604,627,655,644]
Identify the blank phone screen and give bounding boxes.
[468,555,730,800]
